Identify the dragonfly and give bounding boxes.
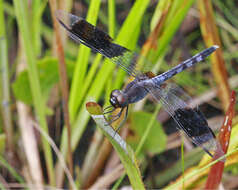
[56,10,224,158]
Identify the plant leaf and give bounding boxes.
[127,111,167,155]
[86,102,145,190]
[12,57,74,105]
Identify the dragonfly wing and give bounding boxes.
[111,51,141,77]
[56,10,141,77]
[144,82,223,157]
[163,83,193,104]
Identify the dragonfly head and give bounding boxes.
[110,90,127,108]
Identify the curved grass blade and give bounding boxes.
[86,102,145,190]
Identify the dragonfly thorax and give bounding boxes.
[110,89,128,108]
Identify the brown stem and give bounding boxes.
[48,0,74,184]
[198,0,231,111]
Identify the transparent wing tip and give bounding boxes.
[214,141,226,162]
[55,10,82,29]
[200,137,225,162]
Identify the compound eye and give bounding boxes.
[110,90,124,108]
[110,90,120,97]
[110,96,119,108]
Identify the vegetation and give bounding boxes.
[0,0,237,189]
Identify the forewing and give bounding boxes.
[55,10,143,77]
[144,82,221,157]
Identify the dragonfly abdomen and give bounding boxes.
[151,46,219,86]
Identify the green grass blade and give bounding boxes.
[108,0,115,37]
[86,102,145,190]
[105,0,115,101]
[135,104,163,155]
[69,0,101,121]
[32,0,47,56]
[76,54,103,106]
[148,0,195,63]
[116,0,150,44]
[0,0,14,152]
[13,0,55,185]
[0,155,24,183]
[113,22,141,89]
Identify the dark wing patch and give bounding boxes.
[143,82,221,157]
[55,10,127,58]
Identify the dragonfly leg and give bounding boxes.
[103,105,115,115]
[103,105,129,138]
[103,105,125,126]
[112,106,129,138]
[115,105,128,133]
[108,107,125,124]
